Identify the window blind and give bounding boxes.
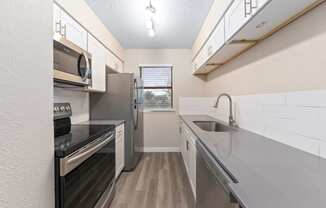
[140,66,173,109]
[141,67,172,88]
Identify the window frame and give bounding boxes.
[139,65,174,110]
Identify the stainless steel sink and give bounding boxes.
[193,121,232,132]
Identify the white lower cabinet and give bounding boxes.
[180,121,196,198]
[115,124,125,178]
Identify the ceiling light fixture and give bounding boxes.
[148,28,155,37]
[145,19,153,30]
[145,0,156,37]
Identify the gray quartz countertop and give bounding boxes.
[78,120,125,126]
[180,115,326,208]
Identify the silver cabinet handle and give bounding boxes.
[55,20,62,34]
[61,24,67,38]
[186,140,189,151]
[252,0,258,9]
[244,0,253,18]
[207,45,213,57]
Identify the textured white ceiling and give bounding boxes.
[85,0,214,49]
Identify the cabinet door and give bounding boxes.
[214,18,226,54]
[225,0,253,41]
[115,124,125,178]
[252,0,271,13]
[117,124,125,169]
[207,18,225,59]
[116,139,123,178]
[53,3,62,36]
[188,136,197,198]
[180,124,187,166]
[61,10,88,50]
[88,34,106,92]
[106,51,123,73]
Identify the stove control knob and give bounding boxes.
[60,106,65,111]
[65,106,70,111]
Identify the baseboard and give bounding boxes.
[143,147,180,152]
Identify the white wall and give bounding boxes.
[0,0,54,207]
[54,88,90,124]
[124,49,206,151]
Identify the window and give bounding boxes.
[140,66,173,110]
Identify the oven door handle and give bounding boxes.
[60,134,114,176]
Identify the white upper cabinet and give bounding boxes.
[225,0,255,41]
[106,50,123,73]
[192,0,319,75]
[193,18,225,74]
[88,34,106,92]
[53,3,88,50]
[224,0,272,41]
[208,18,225,57]
[53,4,62,36]
[61,10,88,50]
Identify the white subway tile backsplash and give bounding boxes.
[287,90,326,107]
[179,89,326,159]
[54,88,89,124]
[319,142,326,159]
[281,132,320,157]
[257,93,287,106]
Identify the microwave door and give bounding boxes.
[53,38,92,86]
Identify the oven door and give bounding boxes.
[53,36,92,86]
[56,133,115,208]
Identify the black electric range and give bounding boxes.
[55,124,115,157]
[54,103,116,208]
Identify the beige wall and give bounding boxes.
[205,3,326,96]
[0,0,54,207]
[124,49,206,149]
[55,0,124,60]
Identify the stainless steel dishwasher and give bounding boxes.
[196,141,239,208]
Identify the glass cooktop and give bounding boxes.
[55,124,115,158]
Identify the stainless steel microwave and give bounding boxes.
[53,35,92,86]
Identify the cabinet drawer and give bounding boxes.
[87,34,106,92]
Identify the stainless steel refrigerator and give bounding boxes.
[90,73,144,171]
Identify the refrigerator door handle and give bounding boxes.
[133,79,139,130]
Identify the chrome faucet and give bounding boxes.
[214,93,238,127]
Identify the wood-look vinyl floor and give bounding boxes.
[110,153,195,208]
